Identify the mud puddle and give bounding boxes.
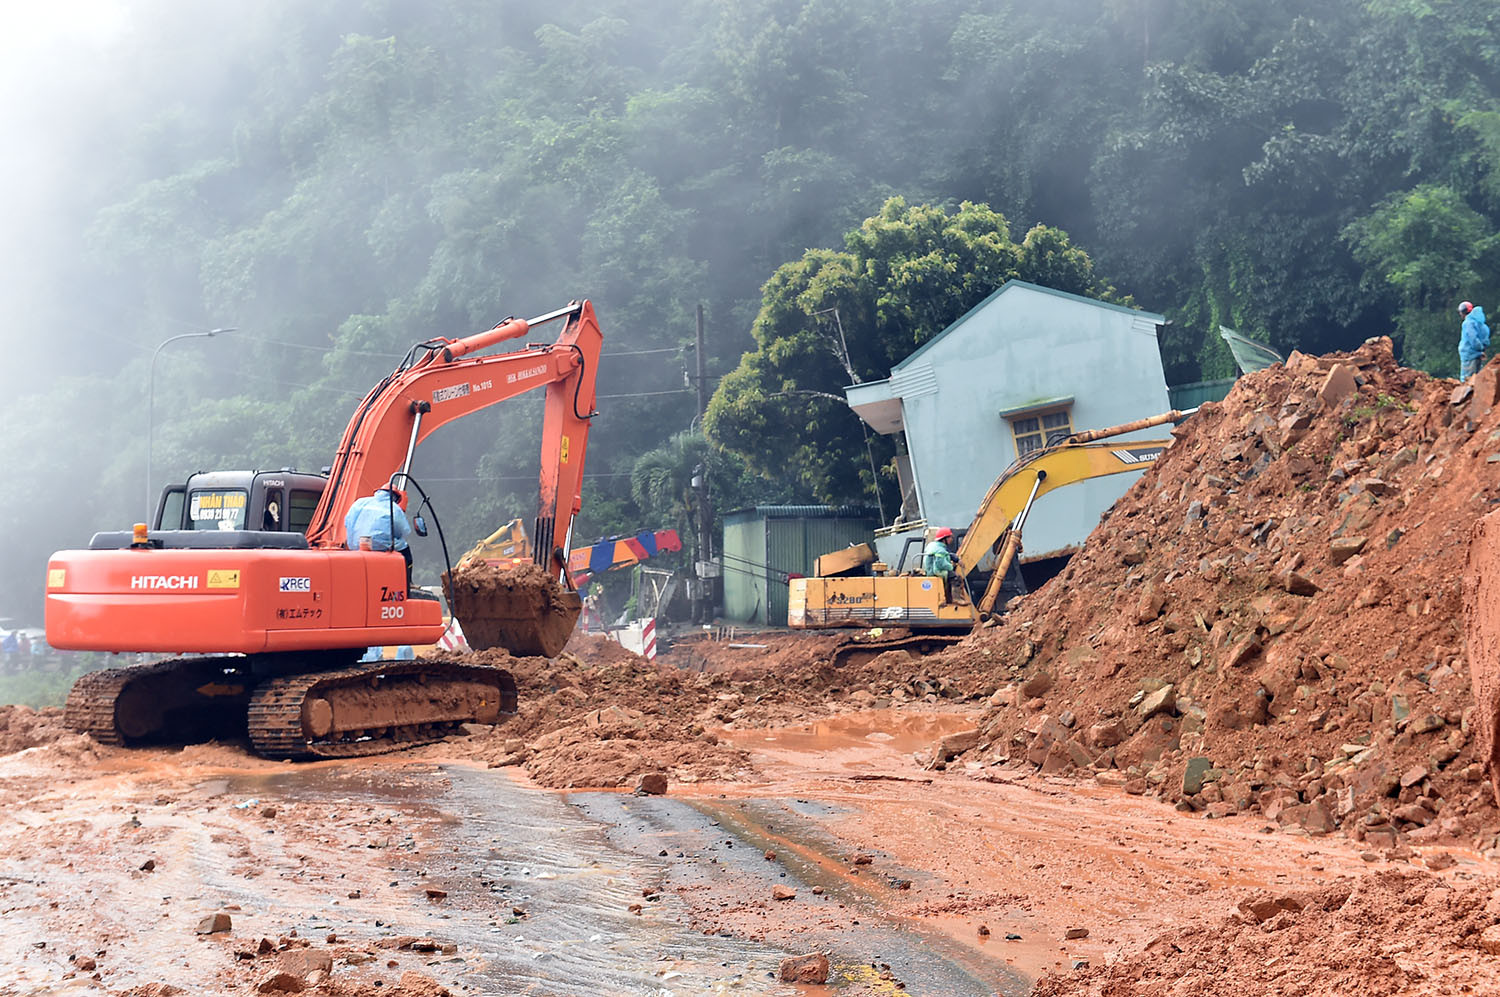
[717,709,979,776]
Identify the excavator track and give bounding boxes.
[830,630,967,669]
[64,656,517,760]
[64,656,255,746]
[247,660,517,760]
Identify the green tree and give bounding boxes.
[704,197,1124,506]
[630,430,761,559]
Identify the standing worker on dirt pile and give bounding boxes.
[1458,300,1490,381]
[345,485,413,586]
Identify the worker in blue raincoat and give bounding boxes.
[1459,301,1490,382]
[345,486,413,585]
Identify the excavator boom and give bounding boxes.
[306,301,601,568]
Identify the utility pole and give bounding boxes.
[693,303,713,623]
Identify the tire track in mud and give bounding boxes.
[571,791,1032,996]
[245,764,806,994]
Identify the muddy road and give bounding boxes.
[5,708,1490,997]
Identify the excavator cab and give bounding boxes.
[153,470,330,535]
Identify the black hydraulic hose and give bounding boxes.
[567,343,595,421]
[387,473,460,640]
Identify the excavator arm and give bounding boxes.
[304,301,602,574]
[954,440,1168,575]
[955,408,1192,614]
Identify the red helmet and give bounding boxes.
[1460,301,1474,316]
[933,527,953,541]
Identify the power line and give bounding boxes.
[412,472,633,483]
[254,337,405,359]
[598,389,693,399]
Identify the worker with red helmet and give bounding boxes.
[923,526,958,580]
[1459,300,1490,382]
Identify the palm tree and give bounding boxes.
[630,430,713,557]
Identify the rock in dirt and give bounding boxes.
[278,948,332,979]
[635,772,669,795]
[1480,924,1500,955]
[1135,685,1176,720]
[931,727,981,761]
[256,971,305,994]
[394,970,453,996]
[778,952,831,983]
[120,986,186,997]
[772,885,797,901]
[196,913,232,934]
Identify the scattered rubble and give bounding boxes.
[1033,871,1499,997]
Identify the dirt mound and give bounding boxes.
[418,631,986,787]
[1032,869,1500,997]
[0,704,70,755]
[938,340,1500,845]
[1465,508,1500,808]
[443,561,581,657]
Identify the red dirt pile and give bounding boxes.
[937,339,1500,848]
[1465,507,1500,809]
[0,704,70,754]
[1032,870,1500,997]
[1038,869,1500,989]
[422,630,989,787]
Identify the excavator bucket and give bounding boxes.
[443,560,581,657]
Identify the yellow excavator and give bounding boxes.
[789,409,1193,663]
[455,518,533,570]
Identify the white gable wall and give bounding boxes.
[896,284,1170,559]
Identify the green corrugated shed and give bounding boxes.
[721,506,879,625]
[1168,377,1237,409]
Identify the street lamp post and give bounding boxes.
[147,328,235,522]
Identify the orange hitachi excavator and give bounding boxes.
[44,300,602,759]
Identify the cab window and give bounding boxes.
[188,489,249,531]
[262,488,284,531]
[157,488,187,530]
[288,490,321,534]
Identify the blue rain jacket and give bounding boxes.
[344,489,411,552]
[1460,305,1491,363]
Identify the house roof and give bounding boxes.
[891,280,1166,373]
